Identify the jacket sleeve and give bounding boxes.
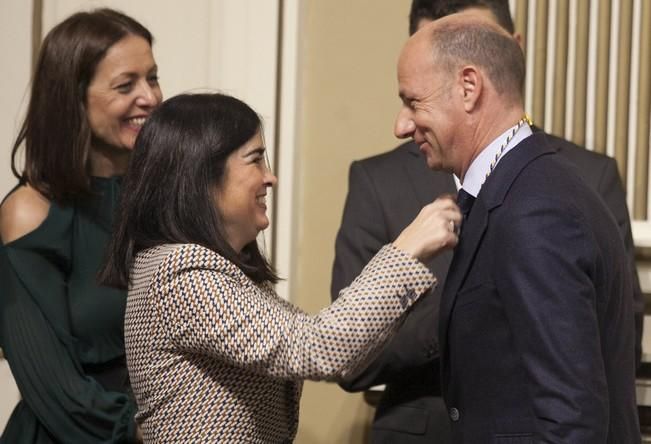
[595,157,643,368]
[156,244,435,382]
[331,160,445,392]
[0,247,137,443]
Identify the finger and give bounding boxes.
[438,208,462,224]
[433,196,458,210]
[439,231,458,249]
[435,193,457,204]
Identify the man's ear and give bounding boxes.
[460,66,482,112]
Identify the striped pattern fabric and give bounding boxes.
[125,243,435,443]
[514,0,651,221]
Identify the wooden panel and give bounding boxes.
[614,0,633,184]
[634,0,651,219]
[551,0,568,136]
[514,0,528,49]
[532,0,548,126]
[31,0,42,70]
[571,1,590,147]
[594,0,611,154]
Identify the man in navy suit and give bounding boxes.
[392,13,639,442]
[332,1,642,442]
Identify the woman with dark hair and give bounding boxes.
[0,8,162,443]
[100,92,461,442]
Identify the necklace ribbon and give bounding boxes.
[484,113,532,181]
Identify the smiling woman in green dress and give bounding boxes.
[0,9,162,443]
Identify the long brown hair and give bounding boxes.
[11,8,153,203]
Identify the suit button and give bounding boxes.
[449,407,460,422]
[399,287,417,309]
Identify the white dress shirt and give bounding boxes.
[455,123,532,198]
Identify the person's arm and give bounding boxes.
[0,247,138,443]
[157,244,436,382]
[595,158,643,368]
[332,160,445,391]
[497,198,611,442]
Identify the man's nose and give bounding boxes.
[394,108,416,139]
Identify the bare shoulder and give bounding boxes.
[0,185,51,244]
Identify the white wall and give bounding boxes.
[0,0,32,430]
[0,1,32,197]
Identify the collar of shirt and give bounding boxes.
[455,123,533,197]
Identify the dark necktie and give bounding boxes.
[456,188,475,222]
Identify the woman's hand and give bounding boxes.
[393,195,461,262]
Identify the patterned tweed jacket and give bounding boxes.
[125,243,435,443]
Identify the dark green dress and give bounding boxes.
[0,177,137,443]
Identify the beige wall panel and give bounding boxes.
[614,0,633,183]
[532,0,548,126]
[634,0,651,219]
[514,0,528,45]
[294,0,411,441]
[0,2,32,198]
[551,0,568,137]
[594,0,612,154]
[571,1,590,147]
[0,0,32,430]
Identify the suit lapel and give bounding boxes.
[438,198,488,353]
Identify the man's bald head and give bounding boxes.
[416,12,525,105]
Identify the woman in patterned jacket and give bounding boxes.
[100,93,460,443]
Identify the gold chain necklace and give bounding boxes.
[484,113,533,181]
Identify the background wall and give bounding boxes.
[0,2,31,199]
[293,0,412,442]
[0,1,32,429]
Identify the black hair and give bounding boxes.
[99,93,278,289]
[409,0,515,35]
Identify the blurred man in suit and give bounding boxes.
[331,1,642,442]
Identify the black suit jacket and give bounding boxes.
[439,132,639,442]
[331,134,641,443]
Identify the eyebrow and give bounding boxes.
[244,147,266,157]
[113,64,158,79]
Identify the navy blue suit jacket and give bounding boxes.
[439,133,639,443]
